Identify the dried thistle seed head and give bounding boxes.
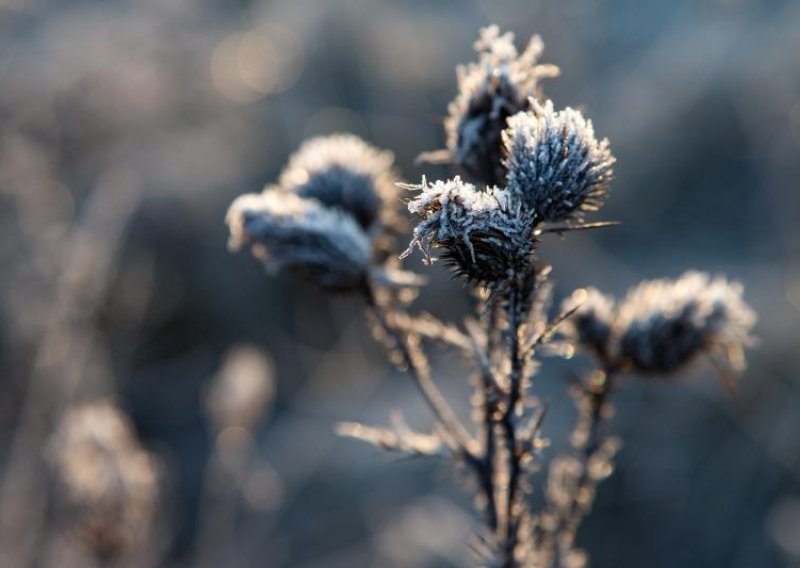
[442,25,559,187]
[206,345,275,433]
[402,176,538,283]
[48,402,159,560]
[504,100,615,223]
[226,190,372,291]
[562,287,616,361]
[278,134,398,232]
[614,271,756,375]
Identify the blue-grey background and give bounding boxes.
[1,0,799,566]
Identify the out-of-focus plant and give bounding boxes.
[226,25,756,568]
[195,345,279,568]
[47,401,162,568]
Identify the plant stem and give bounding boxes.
[500,280,524,563]
[479,300,501,533]
[364,283,474,456]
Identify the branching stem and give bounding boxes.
[364,283,474,457]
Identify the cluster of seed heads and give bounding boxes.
[226,134,398,291]
[405,99,613,283]
[224,24,757,568]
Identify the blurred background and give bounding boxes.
[1,0,799,566]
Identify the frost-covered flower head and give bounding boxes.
[402,176,538,283]
[614,272,756,375]
[504,100,615,223]
[279,134,398,232]
[562,272,756,376]
[48,402,160,560]
[441,26,560,187]
[227,190,372,291]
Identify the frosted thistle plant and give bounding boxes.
[279,133,398,232]
[423,25,560,187]
[402,177,538,283]
[504,100,615,223]
[226,26,757,568]
[226,190,372,291]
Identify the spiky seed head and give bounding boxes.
[278,134,398,232]
[226,190,372,291]
[504,100,615,223]
[561,287,616,362]
[442,26,560,187]
[402,176,538,284]
[614,271,756,375]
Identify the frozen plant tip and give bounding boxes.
[430,26,559,187]
[279,134,398,232]
[402,177,538,283]
[504,100,615,223]
[226,191,372,291]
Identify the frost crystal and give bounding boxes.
[226,191,372,290]
[504,100,615,223]
[614,271,756,375]
[402,177,538,283]
[278,134,397,231]
[442,26,560,187]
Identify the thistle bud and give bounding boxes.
[440,26,559,187]
[402,177,537,283]
[504,100,615,223]
[614,272,756,375]
[226,191,371,291]
[278,134,398,232]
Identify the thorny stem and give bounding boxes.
[500,280,524,564]
[364,282,475,458]
[478,301,501,533]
